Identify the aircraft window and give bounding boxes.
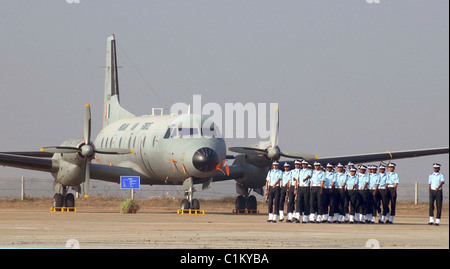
[142,136,146,147]
[202,123,219,138]
[101,137,104,148]
[163,128,171,139]
[133,136,137,148]
[130,123,139,131]
[178,128,199,137]
[105,138,109,148]
[109,137,113,148]
[128,137,132,148]
[141,122,153,130]
[119,137,122,148]
[118,123,130,131]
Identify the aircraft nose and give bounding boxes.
[192,147,219,172]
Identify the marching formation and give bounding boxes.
[265,160,445,226]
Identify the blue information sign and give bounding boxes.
[120,176,140,189]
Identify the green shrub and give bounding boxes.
[120,199,140,214]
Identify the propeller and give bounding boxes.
[228,107,317,161]
[41,104,132,198]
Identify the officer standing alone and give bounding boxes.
[428,163,445,226]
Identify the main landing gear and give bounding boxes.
[234,183,260,214]
[52,183,77,212]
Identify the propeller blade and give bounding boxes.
[41,146,80,154]
[270,107,279,147]
[83,157,90,198]
[94,148,133,155]
[280,152,318,160]
[84,104,91,144]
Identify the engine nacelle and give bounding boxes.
[232,155,270,190]
[51,159,84,188]
[50,138,87,190]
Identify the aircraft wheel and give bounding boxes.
[180,199,190,210]
[53,194,63,211]
[65,193,75,211]
[235,196,247,211]
[191,199,200,210]
[247,195,257,211]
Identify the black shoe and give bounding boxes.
[434,223,440,226]
[428,222,434,225]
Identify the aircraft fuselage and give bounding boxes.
[94,113,227,185]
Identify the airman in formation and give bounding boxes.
[265,160,411,224]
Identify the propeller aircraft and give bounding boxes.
[1,35,448,212]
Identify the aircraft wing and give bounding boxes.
[0,153,56,173]
[89,163,147,183]
[0,151,54,158]
[0,152,145,183]
[307,147,449,166]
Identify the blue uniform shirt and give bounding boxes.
[429,172,445,190]
[290,168,301,187]
[266,169,283,186]
[368,173,380,189]
[378,172,387,187]
[357,173,369,190]
[310,170,324,186]
[299,168,312,187]
[324,171,336,188]
[281,170,292,186]
[387,172,400,186]
[335,172,347,188]
[346,175,358,190]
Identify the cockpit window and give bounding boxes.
[163,122,221,139]
[178,128,199,136]
[201,123,218,138]
[163,127,200,139]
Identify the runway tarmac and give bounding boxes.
[0,208,447,249]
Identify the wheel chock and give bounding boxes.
[177,209,205,215]
[232,209,259,215]
[50,207,77,212]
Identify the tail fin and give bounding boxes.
[103,34,135,128]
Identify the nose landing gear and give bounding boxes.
[178,177,204,214]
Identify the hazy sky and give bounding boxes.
[0,0,448,183]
